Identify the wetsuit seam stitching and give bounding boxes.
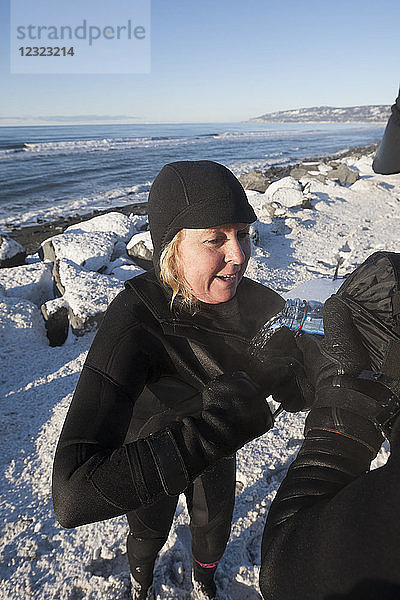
[84,363,121,388]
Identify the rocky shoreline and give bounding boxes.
[6,142,378,256]
[6,201,149,256]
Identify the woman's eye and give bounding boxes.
[205,237,224,245]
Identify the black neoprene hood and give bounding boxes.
[147,160,257,266]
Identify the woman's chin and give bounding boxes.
[204,279,239,304]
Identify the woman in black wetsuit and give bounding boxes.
[52,160,307,599]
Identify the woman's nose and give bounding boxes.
[225,237,245,264]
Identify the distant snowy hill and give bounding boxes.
[250,105,391,123]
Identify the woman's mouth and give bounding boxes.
[216,273,237,281]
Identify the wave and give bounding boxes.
[0,128,320,161]
[212,129,328,141]
[0,183,151,228]
[0,142,32,155]
[0,123,381,162]
[0,135,200,160]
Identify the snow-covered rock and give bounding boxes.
[262,201,288,220]
[290,164,327,183]
[25,253,41,264]
[108,263,145,282]
[40,213,149,275]
[103,256,145,281]
[110,239,129,262]
[239,169,270,193]
[0,235,26,268]
[57,260,124,332]
[40,231,118,273]
[327,163,359,185]
[65,211,135,242]
[129,214,149,231]
[317,163,332,175]
[0,295,48,348]
[265,176,302,194]
[0,262,54,306]
[263,176,304,208]
[268,186,304,209]
[41,297,69,346]
[127,231,154,262]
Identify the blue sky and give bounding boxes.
[1,0,399,124]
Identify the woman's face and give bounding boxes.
[177,223,251,304]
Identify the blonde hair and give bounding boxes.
[159,230,199,310]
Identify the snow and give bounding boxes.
[0,262,54,307]
[107,262,145,282]
[41,296,68,318]
[57,260,124,331]
[65,212,136,242]
[0,296,48,347]
[127,230,154,252]
[40,231,119,273]
[129,214,149,232]
[286,276,345,302]
[0,152,397,600]
[262,176,305,209]
[127,231,154,261]
[0,236,25,261]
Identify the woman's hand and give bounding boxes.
[248,326,315,413]
[121,371,274,503]
[199,371,274,455]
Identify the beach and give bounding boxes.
[1,141,400,600]
[6,142,379,255]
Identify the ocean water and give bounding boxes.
[0,121,384,227]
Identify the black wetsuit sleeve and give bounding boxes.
[259,389,390,600]
[372,92,400,175]
[51,289,162,528]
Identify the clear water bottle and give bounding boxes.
[249,298,324,360]
[267,298,324,336]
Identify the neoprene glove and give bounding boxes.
[262,295,387,538]
[296,294,371,387]
[296,294,398,447]
[88,371,273,509]
[248,325,315,412]
[184,371,274,459]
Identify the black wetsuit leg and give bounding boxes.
[126,494,178,588]
[126,456,236,589]
[187,456,236,568]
